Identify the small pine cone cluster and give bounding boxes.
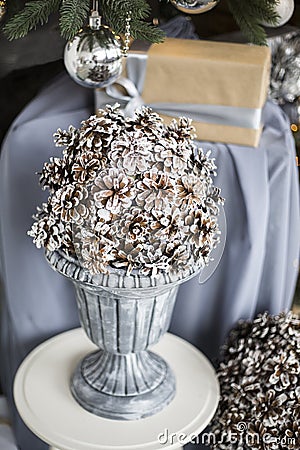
[211,311,300,450]
[28,203,72,252]
[29,104,224,277]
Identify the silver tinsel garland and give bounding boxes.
[211,311,300,450]
[268,31,300,125]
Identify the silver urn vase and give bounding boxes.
[46,250,199,420]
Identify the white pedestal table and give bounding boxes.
[14,329,219,450]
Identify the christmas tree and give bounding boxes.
[1,0,280,45]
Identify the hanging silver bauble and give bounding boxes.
[260,0,294,28]
[170,0,219,15]
[64,26,123,89]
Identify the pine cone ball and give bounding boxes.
[211,312,300,450]
[28,104,224,277]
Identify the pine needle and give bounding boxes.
[3,0,61,40]
[2,0,280,45]
[59,0,90,40]
[100,0,164,43]
[227,0,280,45]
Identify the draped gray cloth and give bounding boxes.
[0,74,299,450]
[0,77,93,450]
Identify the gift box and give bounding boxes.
[96,38,271,147]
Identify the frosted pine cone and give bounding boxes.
[175,174,207,207]
[150,206,186,242]
[154,138,193,174]
[72,152,101,184]
[112,241,144,274]
[39,157,72,192]
[184,209,218,248]
[93,217,111,238]
[138,241,168,277]
[284,419,299,449]
[79,115,119,153]
[255,390,289,428]
[112,208,150,244]
[51,184,89,223]
[61,222,74,252]
[28,203,66,251]
[136,170,175,211]
[267,351,299,391]
[125,107,165,140]
[81,244,115,275]
[92,168,135,214]
[100,103,126,127]
[53,125,79,148]
[192,149,217,178]
[164,241,191,277]
[108,131,154,174]
[75,227,115,274]
[166,117,196,142]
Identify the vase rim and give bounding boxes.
[45,249,202,292]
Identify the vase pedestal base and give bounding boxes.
[14,329,220,450]
[70,349,176,420]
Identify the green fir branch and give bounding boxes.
[3,0,61,40]
[241,0,279,25]
[247,0,279,25]
[59,0,90,40]
[2,0,164,43]
[130,20,164,42]
[2,0,281,46]
[99,0,164,43]
[226,0,279,45]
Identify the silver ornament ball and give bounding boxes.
[64,26,123,89]
[170,0,219,14]
[260,0,294,27]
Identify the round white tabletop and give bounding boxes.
[14,329,219,450]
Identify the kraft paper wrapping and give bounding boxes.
[142,39,271,147]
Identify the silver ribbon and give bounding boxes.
[104,52,262,130]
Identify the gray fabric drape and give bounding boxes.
[0,74,299,450]
[0,77,92,450]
